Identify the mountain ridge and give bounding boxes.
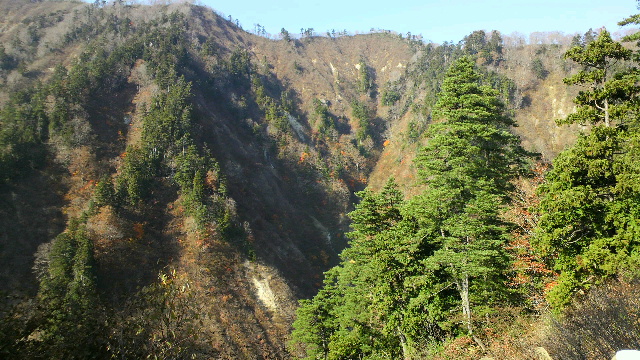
[0,1,587,358]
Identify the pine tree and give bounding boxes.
[94,175,116,208]
[339,179,420,358]
[292,179,433,359]
[411,56,528,340]
[357,58,372,95]
[37,220,104,358]
[534,29,640,309]
[560,29,634,128]
[141,76,192,158]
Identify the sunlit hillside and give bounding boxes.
[1,1,638,359]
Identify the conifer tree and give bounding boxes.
[292,179,426,359]
[357,58,372,95]
[338,179,420,358]
[559,29,633,127]
[410,56,528,339]
[534,29,640,309]
[37,220,104,358]
[290,268,340,360]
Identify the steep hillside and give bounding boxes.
[0,1,584,358]
[367,37,580,193]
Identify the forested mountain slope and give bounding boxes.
[0,0,624,358]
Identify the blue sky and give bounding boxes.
[200,0,638,43]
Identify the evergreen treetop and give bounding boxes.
[560,29,635,127]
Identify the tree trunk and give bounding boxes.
[458,274,487,351]
[397,326,410,360]
[605,98,610,127]
[322,336,329,360]
[459,274,472,335]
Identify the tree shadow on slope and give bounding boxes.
[186,63,352,297]
[91,181,182,303]
[0,163,68,298]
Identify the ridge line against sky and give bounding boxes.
[202,0,639,43]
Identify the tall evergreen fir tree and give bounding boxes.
[290,269,340,360]
[292,57,532,358]
[410,56,529,340]
[337,179,424,358]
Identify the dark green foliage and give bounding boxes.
[264,100,290,133]
[36,220,105,359]
[292,179,426,359]
[357,59,372,95]
[312,98,334,139]
[229,47,252,80]
[93,176,116,208]
[201,37,218,57]
[404,41,464,118]
[583,28,597,46]
[619,11,640,44]
[0,4,265,358]
[139,13,190,88]
[116,145,158,205]
[560,30,634,127]
[480,69,519,108]
[251,75,291,136]
[293,57,531,358]
[531,58,549,80]
[174,144,223,229]
[280,28,292,42]
[462,30,504,65]
[381,87,401,106]
[350,100,371,142]
[301,28,314,38]
[462,30,487,56]
[174,145,212,191]
[280,90,295,113]
[487,31,504,60]
[406,120,425,142]
[411,56,529,337]
[252,76,267,106]
[112,72,222,223]
[0,45,16,71]
[9,1,640,358]
[54,36,142,104]
[571,34,584,48]
[115,75,196,206]
[346,179,403,238]
[534,29,640,309]
[141,77,193,157]
[290,271,339,360]
[0,88,48,185]
[535,126,640,308]
[0,24,148,176]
